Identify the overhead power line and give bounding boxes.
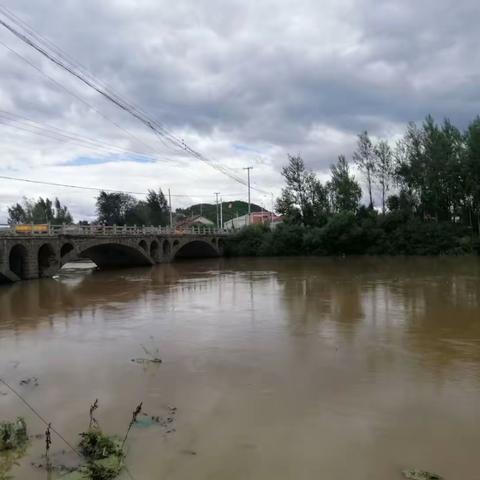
[0,38,161,156]
[0,109,158,159]
[0,174,245,199]
[0,6,269,193]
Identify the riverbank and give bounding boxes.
[225,214,480,257]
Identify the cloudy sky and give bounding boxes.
[1,0,479,223]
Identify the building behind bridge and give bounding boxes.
[175,215,215,230]
[224,211,283,230]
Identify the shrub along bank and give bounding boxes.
[225,214,479,257]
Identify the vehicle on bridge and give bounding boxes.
[14,224,49,234]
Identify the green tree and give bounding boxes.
[395,116,464,222]
[276,155,329,226]
[7,203,27,224]
[275,188,300,223]
[353,131,375,208]
[374,140,394,214]
[146,189,169,226]
[307,175,330,226]
[276,155,311,223]
[7,197,73,224]
[327,155,361,213]
[96,191,137,225]
[465,117,480,233]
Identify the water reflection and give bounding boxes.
[1,257,480,479]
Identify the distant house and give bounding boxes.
[224,211,282,230]
[176,215,215,230]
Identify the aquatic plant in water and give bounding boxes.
[0,418,29,480]
[62,428,124,480]
[0,418,27,452]
[0,445,28,480]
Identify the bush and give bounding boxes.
[224,214,478,257]
[259,224,305,256]
[224,225,268,256]
[79,429,122,461]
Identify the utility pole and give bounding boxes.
[244,167,252,225]
[168,188,173,229]
[220,196,223,229]
[214,192,220,228]
[272,193,275,223]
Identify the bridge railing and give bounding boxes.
[1,224,230,237]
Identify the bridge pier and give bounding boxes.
[0,230,226,283]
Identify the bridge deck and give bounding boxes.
[0,225,230,283]
[0,224,229,237]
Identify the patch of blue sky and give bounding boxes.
[63,153,155,166]
[232,143,263,155]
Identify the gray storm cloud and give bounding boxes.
[0,0,479,221]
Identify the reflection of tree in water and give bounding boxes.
[0,257,276,334]
[276,256,480,380]
[1,256,480,381]
[388,261,480,380]
[0,259,226,332]
[275,258,366,342]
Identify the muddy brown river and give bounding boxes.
[1,257,479,479]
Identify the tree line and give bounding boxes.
[276,115,480,230]
[95,189,169,226]
[7,197,73,225]
[227,115,480,256]
[6,189,170,226]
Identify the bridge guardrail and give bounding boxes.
[0,224,230,237]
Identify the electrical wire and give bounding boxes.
[0,38,162,157]
[0,377,80,456]
[0,174,246,199]
[0,377,136,480]
[0,110,157,159]
[0,7,269,193]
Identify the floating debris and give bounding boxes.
[135,406,178,434]
[19,377,39,387]
[403,469,443,480]
[131,338,163,364]
[130,357,162,364]
[180,449,197,456]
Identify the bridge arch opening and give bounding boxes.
[38,243,57,277]
[162,240,171,256]
[150,240,160,261]
[174,240,219,259]
[9,244,28,279]
[61,243,74,258]
[139,240,148,252]
[80,243,152,269]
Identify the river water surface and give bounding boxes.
[1,257,480,479]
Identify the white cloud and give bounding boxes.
[0,0,479,222]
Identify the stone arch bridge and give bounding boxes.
[0,225,228,283]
